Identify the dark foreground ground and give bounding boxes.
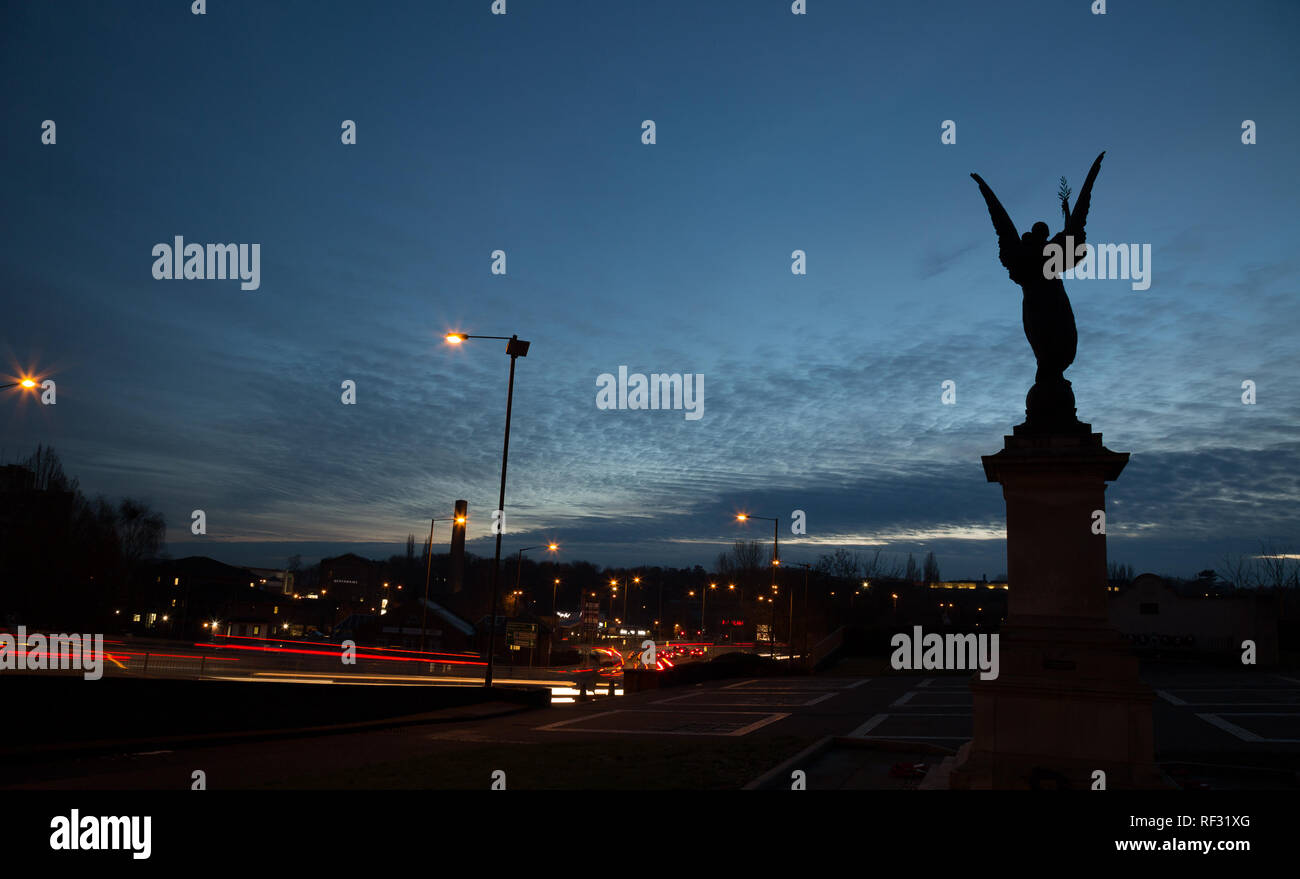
[4,657,1298,790]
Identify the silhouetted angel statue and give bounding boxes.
[971,151,1105,433]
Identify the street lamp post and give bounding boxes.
[549,577,561,664]
[514,543,559,595]
[608,573,639,640]
[445,332,530,687]
[702,583,716,639]
[764,582,774,660]
[421,513,465,653]
[737,514,780,658]
[792,563,813,663]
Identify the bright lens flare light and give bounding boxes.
[19,379,36,389]
[445,333,466,344]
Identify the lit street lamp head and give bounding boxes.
[2,376,41,391]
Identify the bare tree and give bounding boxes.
[1255,542,1298,590]
[922,551,941,583]
[862,549,904,579]
[116,499,166,567]
[1218,552,1254,590]
[815,548,860,580]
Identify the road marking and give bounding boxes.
[847,714,889,737]
[534,710,621,731]
[891,691,916,707]
[721,677,870,691]
[1273,675,1300,685]
[1155,688,1298,706]
[649,691,836,708]
[846,713,971,740]
[1196,712,1300,743]
[1194,713,1264,742]
[916,678,934,688]
[536,709,791,736]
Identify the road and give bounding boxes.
[7,660,1296,790]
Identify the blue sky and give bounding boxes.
[2,0,1297,577]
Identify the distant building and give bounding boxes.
[247,567,294,595]
[320,553,383,612]
[1109,573,1278,662]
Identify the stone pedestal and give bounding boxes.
[947,428,1165,789]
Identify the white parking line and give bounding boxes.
[534,709,791,736]
[845,712,970,740]
[1194,713,1263,742]
[891,691,915,707]
[650,692,836,708]
[721,678,871,691]
[1192,712,1300,743]
[1155,688,1298,707]
[847,714,889,737]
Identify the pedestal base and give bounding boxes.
[947,620,1167,789]
[945,428,1166,789]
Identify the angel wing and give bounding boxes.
[971,172,1021,280]
[1064,151,1105,245]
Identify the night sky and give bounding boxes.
[3,1,1297,577]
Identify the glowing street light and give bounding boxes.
[421,512,464,652]
[444,331,531,687]
[737,513,781,657]
[513,543,559,615]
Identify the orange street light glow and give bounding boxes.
[20,378,37,388]
[445,333,466,344]
[547,543,558,551]
[736,514,748,521]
